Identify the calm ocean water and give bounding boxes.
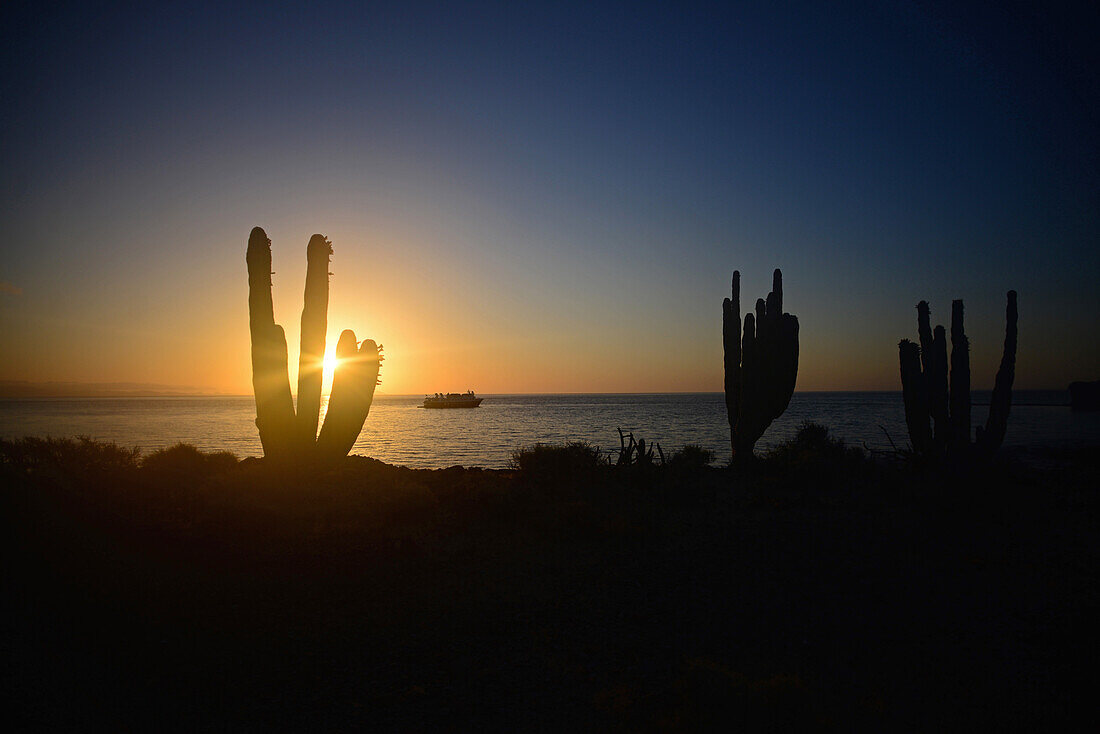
[1,391,1095,468]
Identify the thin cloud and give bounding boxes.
[0,281,22,296]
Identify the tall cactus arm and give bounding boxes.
[723,271,742,455]
[765,268,782,326]
[976,290,1018,455]
[763,270,797,422]
[317,331,382,461]
[916,302,934,375]
[735,311,765,459]
[948,300,972,454]
[247,227,295,457]
[295,234,333,446]
[774,312,799,419]
[929,325,949,454]
[247,227,276,327]
[899,339,932,455]
[918,302,948,455]
[916,301,941,447]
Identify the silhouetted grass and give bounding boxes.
[1,435,141,476]
[3,433,1098,730]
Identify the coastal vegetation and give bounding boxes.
[4,431,1097,729]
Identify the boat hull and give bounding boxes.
[422,398,483,409]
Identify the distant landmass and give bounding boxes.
[0,381,232,398]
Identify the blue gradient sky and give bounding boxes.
[1,0,1096,393]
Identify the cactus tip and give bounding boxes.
[307,233,333,258]
[247,227,271,255]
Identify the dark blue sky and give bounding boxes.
[1,0,1096,391]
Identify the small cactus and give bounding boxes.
[615,428,661,466]
[898,291,1017,460]
[247,227,382,464]
[723,269,799,462]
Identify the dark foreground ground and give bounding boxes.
[3,430,1099,730]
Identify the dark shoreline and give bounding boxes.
[4,435,1099,730]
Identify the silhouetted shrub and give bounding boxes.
[765,422,864,480]
[141,443,238,480]
[511,441,603,481]
[668,444,715,470]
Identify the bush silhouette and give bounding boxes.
[511,441,603,480]
[668,444,715,470]
[141,443,237,479]
[765,421,865,482]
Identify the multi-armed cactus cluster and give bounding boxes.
[615,428,663,467]
[898,291,1017,461]
[723,269,799,462]
[247,227,382,464]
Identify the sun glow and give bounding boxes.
[323,351,339,376]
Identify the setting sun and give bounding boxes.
[323,351,339,377]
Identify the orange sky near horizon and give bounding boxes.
[0,219,1076,397]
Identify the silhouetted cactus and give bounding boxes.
[296,235,331,447]
[615,428,662,466]
[723,269,799,462]
[898,291,1017,461]
[247,227,382,464]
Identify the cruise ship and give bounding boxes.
[421,391,483,409]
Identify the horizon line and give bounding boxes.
[0,388,1071,400]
